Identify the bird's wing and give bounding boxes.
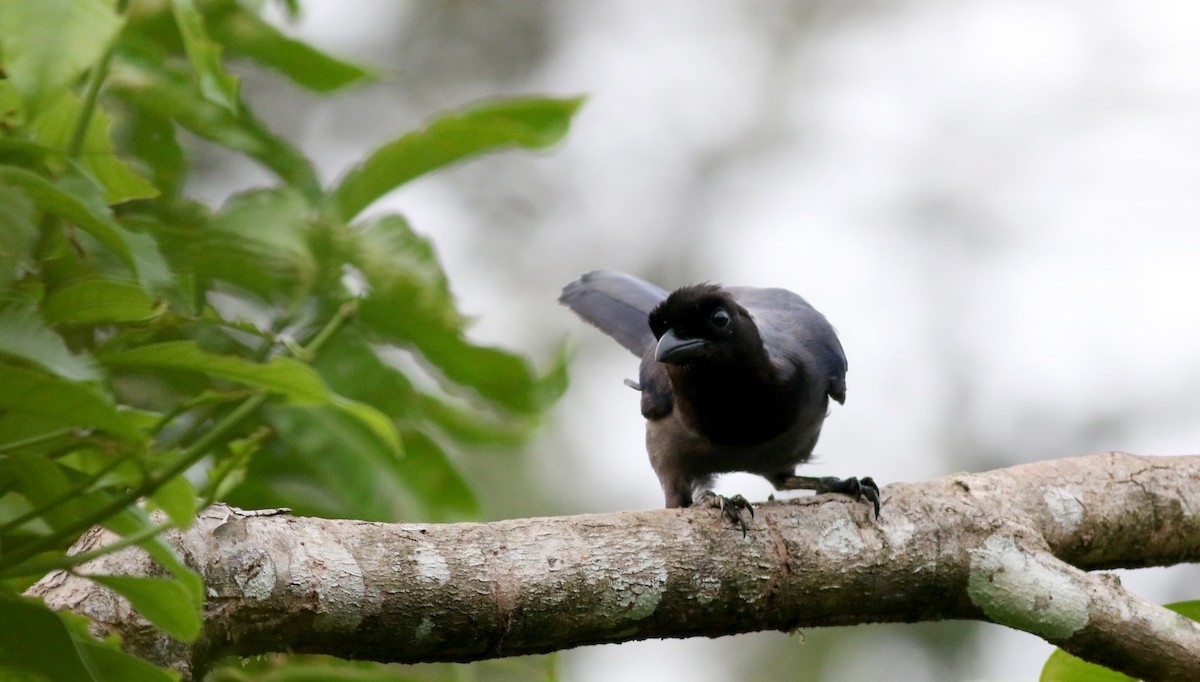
[637,351,674,419]
[729,287,848,404]
[559,270,668,357]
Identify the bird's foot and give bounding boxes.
[695,490,755,537]
[772,474,882,517]
[815,476,881,518]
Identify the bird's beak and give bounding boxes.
[655,328,708,363]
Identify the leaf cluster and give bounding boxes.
[0,1,579,679]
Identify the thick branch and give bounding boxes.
[29,452,1200,680]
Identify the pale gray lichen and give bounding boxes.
[818,517,866,555]
[1042,486,1085,533]
[967,534,1089,640]
[413,542,452,585]
[691,572,722,604]
[291,525,366,632]
[414,615,435,641]
[882,513,917,547]
[588,544,668,621]
[233,549,277,601]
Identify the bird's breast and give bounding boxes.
[666,365,813,447]
[647,404,825,478]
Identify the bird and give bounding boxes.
[559,269,879,533]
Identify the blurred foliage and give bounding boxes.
[0,0,578,679]
[1040,600,1200,681]
[209,653,559,682]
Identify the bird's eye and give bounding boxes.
[711,308,731,329]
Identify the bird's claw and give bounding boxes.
[817,476,881,518]
[696,491,755,537]
[859,477,881,518]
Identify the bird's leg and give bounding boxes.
[771,474,881,517]
[693,490,755,537]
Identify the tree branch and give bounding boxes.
[28,452,1200,680]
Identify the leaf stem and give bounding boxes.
[66,0,130,158]
[67,49,115,159]
[0,428,75,455]
[293,300,358,362]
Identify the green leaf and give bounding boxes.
[1168,599,1200,621]
[352,214,454,306]
[327,96,585,221]
[359,291,564,415]
[228,405,408,521]
[0,81,27,133]
[0,167,133,267]
[331,396,402,454]
[31,93,159,204]
[45,166,174,297]
[415,393,533,447]
[415,335,557,416]
[1040,601,1200,681]
[208,1,372,93]
[108,59,322,202]
[100,340,400,450]
[147,475,198,528]
[120,221,179,299]
[0,301,101,382]
[201,188,316,300]
[171,0,240,112]
[393,429,479,521]
[206,654,475,681]
[41,280,162,325]
[101,340,329,402]
[75,639,176,682]
[308,328,455,448]
[314,325,530,446]
[344,215,565,415]
[0,414,75,459]
[6,451,74,531]
[103,508,204,605]
[86,575,202,642]
[119,107,186,199]
[0,598,100,682]
[0,0,123,117]
[349,214,460,330]
[1040,650,1134,682]
[310,327,420,419]
[0,364,140,440]
[0,183,38,290]
[0,169,171,296]
[205,427,267,501]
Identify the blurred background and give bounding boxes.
[191,0,1200,679]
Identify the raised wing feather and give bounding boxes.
[559,270,668,356]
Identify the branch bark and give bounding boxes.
[28,451,1200,680]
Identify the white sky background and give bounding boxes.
[202,0,1200,679]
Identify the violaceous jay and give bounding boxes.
[560,270,879,532]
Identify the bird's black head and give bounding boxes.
[648,284,755,365]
